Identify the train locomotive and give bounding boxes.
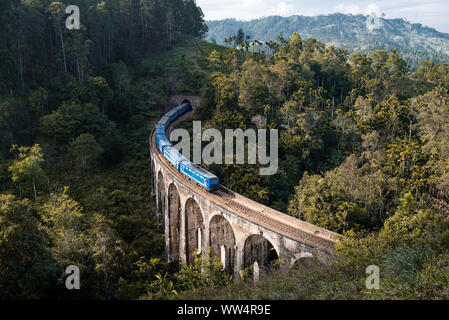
[155,102,220,192]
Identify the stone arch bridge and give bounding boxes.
[149,105,341,279]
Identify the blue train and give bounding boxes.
[155,102,220,191]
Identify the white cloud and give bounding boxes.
[335,3,361,15]
[335,3,381,16]
[241,0,265,9]
[198,0,301,21]
[365,4,381,16]
[276,2,295,17]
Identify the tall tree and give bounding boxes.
[48,2,68,73]
[0,194,57,299]
[70,133,104,170]
[9,144,46,200]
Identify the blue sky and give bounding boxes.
[197,0,449,33]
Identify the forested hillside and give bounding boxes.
[0,0,214,299]
[206,14,449,69]
[176,30,449,299]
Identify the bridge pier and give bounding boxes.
[234,238,245,280]
[163,192,170,263]
[179,205,187,263]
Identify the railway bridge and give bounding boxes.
[149,101,341,279]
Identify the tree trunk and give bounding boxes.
[32,179,37,200]
[103,238,109,300]
[18,180,22,198]
[76,56,81,84]
[59,27,67,73]
[17,39,25,93]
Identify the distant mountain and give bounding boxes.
[206,14,449,69]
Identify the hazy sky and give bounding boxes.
[197,0,449,33]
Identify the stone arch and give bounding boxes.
[243,234,279,272]
[209,214,236,274]
[184,197,205,265]
[292,254,320,269]
[181,99,191,106]
[168,183,181,262]
[157,170,166,229]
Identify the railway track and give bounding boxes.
[213,189,336,251]
[151,123,339,254]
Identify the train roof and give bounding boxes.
[166,109,177,118]
[159,103,192,127]
[183,161,219,180]
[158,116,170,126]
[177,102,190,109]
[173,103,191,115]
[156,134,171,143]
[164,146,188,162]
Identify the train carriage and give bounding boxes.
[158,115,170,129]
[156,125,165,135]
[163,146,186,170]
[176,102,191,116]
[165,109,177,122]
[156,134,171,152]
[180,162,220,191]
